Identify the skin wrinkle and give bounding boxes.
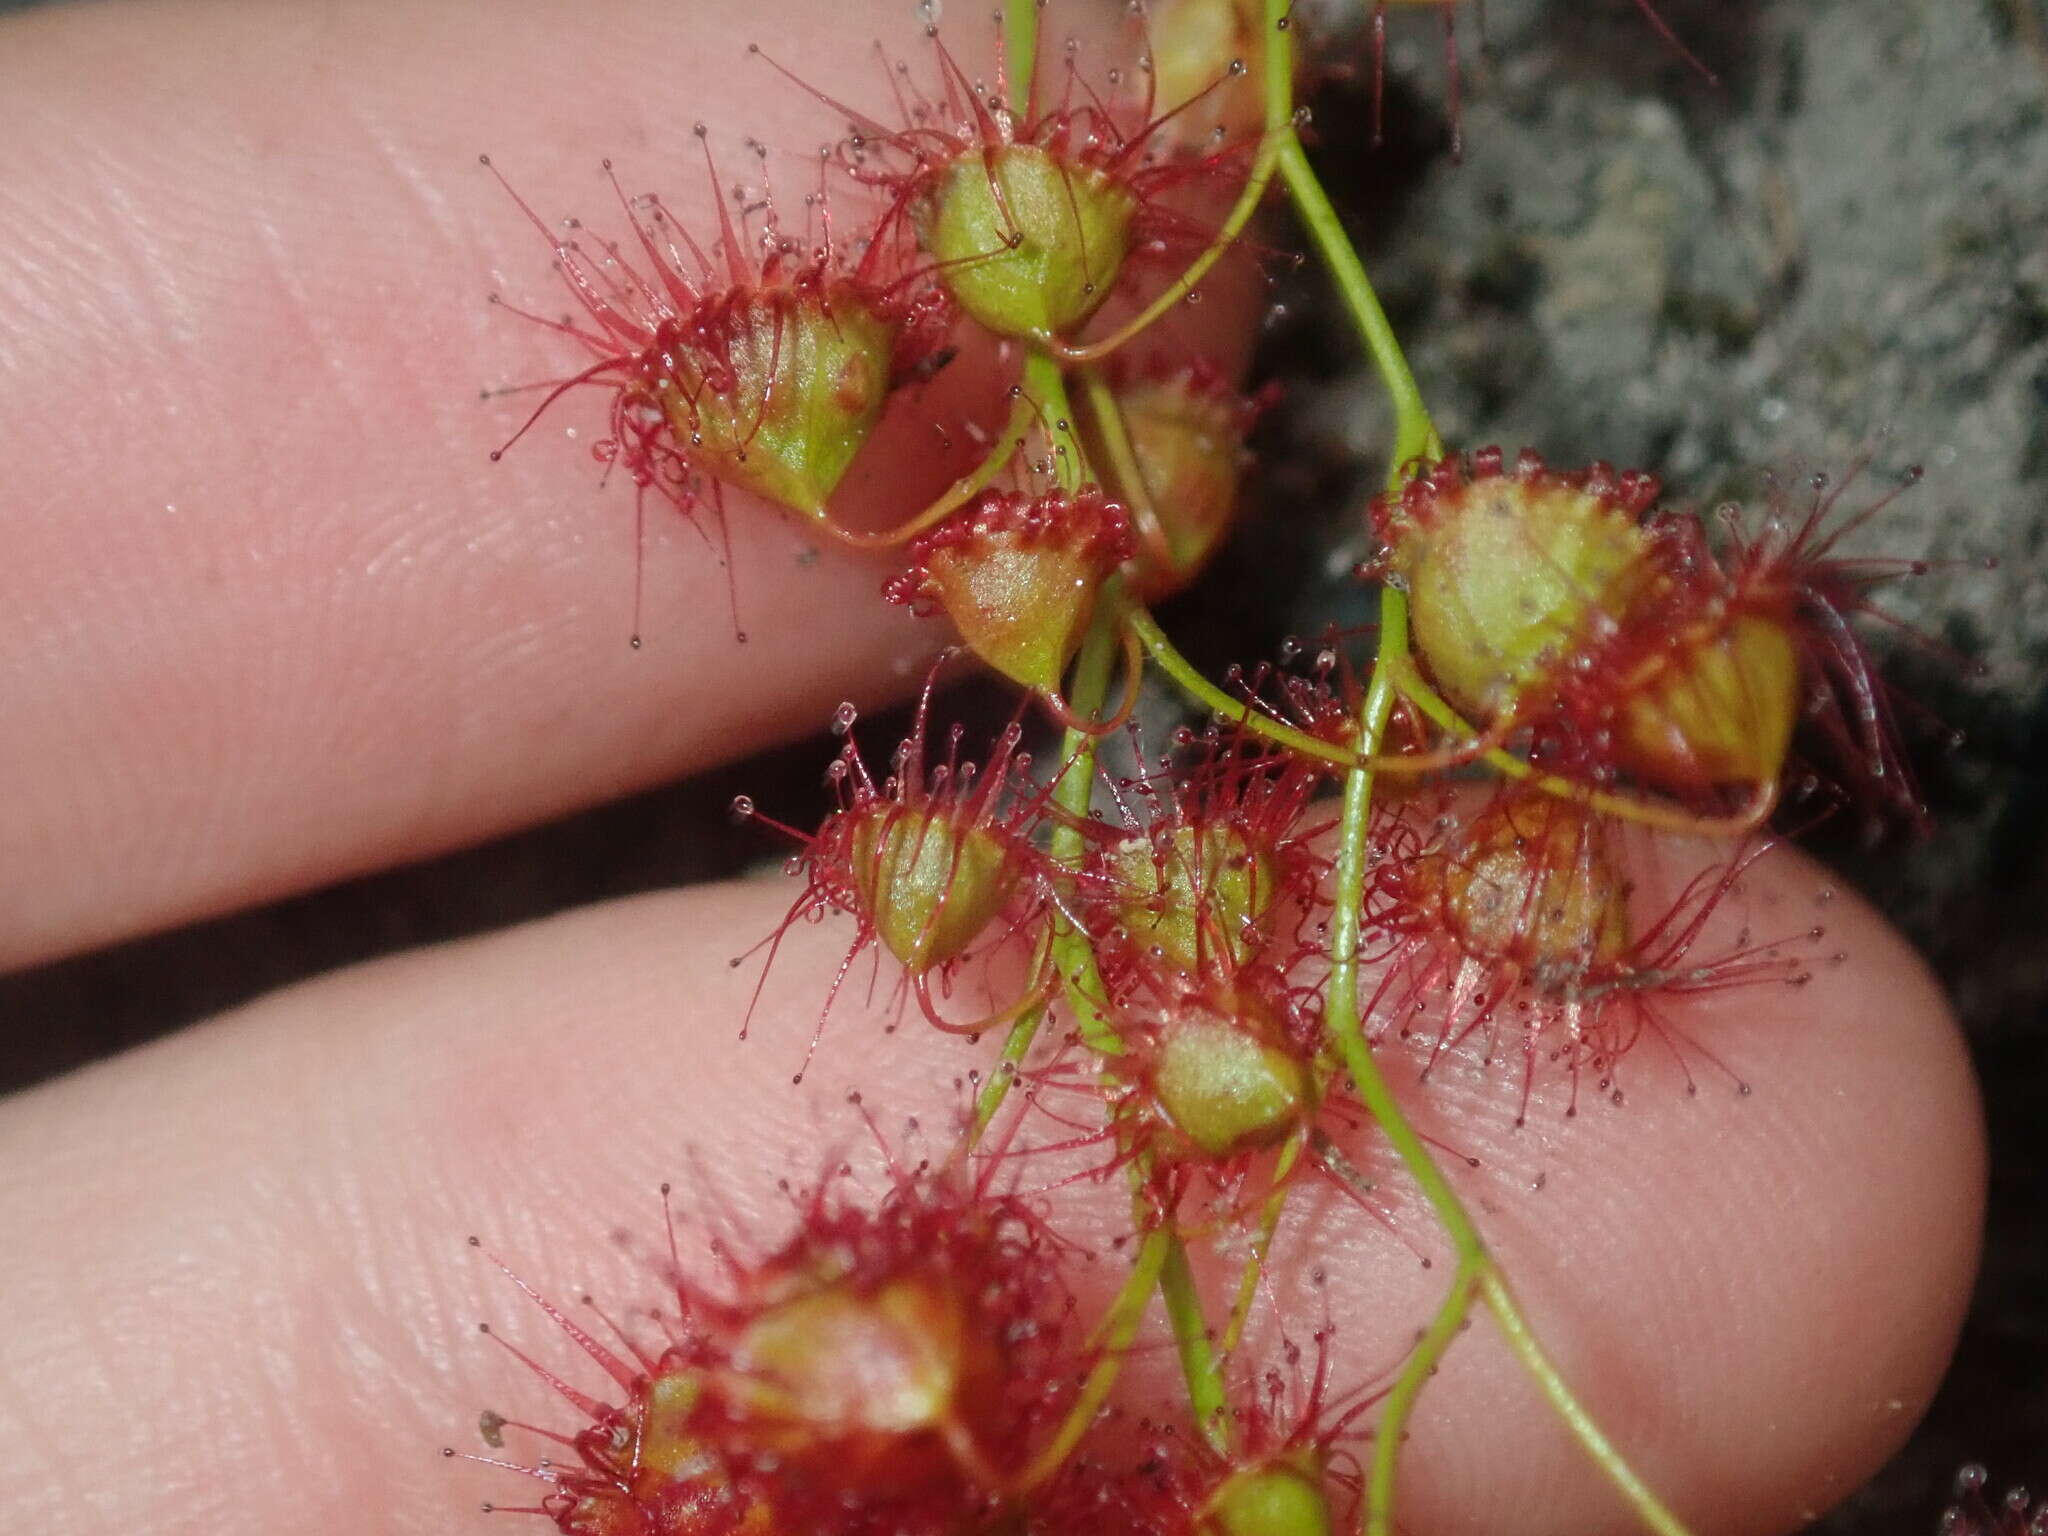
[0,1298,99,1520]
[0,142,142,377]
[342,74,479,260]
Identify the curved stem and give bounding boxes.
[1051,141,1280,364]
[1392,665,1777,837]
[1132,595,1772,838]
[916,926,1056,1038]
[1274,135,1439,472]
[818,392,1032,548]
[1324,597,1493,1536]
[1285,131,1694,1526]
[1045,622,1146,738]
[1480,1269,1693,1536]
[1122,598,1366,770]
[1048,0,1298,365]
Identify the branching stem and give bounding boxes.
[1023,336,1235,1445]
[1120,598,1365,768]
[1273,29,1693,1526]
[966,15,1694,1520]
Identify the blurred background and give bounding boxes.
[2,0,2042,1528]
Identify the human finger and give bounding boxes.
[0,0,1254,969]
[0,836,1978,1534]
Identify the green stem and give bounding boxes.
[1393,664,1775,837]
[1077,365,1175,575]
[970,1000,1045,1142]
[1369,1255,1481,1534]
[1015,1225,1168,1490]
[971,352,1115,1117]
[1275,137,1439,472]
[1222,1132,1304,1353]
[1159,1230,1232,1454]
[1025,348,1087,494]
[1047,0,1298,366]
[1053,143,1280,364]
[822,390,1034,550]
[1480,1270,1693,1536]
[1046,610,1122,1057]
[1325,611,1492,1536]
[1004,0,1037,105]
[1031,339,1236,1461]
[1121,598,1366,771]
[970,596,1123,1142]
[1281,116,1692,1536]
[1319,602,1475,1257]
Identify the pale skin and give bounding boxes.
[0,2,1985,1534]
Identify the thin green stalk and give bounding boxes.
[1077,365,1160,528]
[967,348,1113,1141]
[1281,117,1692,1536]
[1121,598,1366,771]
[972,1006,1047,1142]
[1047,0,1297,367]
[1046,609,1122,1057]
[1480,1270,1693,1536]
[1368,1255,1481,1532]
[1324,611,1491,1536]
[1004,0,1038,104]
[1222,1132,1304,1353]
[823,390,1035,550]
[1053,146,1280,364]
[1025,348,1087,494]
[1274,137,1438,471]
[1393,664,1776,837]
[971,599,1123,1141]
[1015,1226,1168,1490]
[1159,1230,1232,1454]
[1236,0,1435,471]
[1031,338,1235,1463]
[1318,601,1474,1249]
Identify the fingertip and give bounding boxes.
[1292,839,1982,1536]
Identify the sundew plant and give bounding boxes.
[456,3,1993,1534]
